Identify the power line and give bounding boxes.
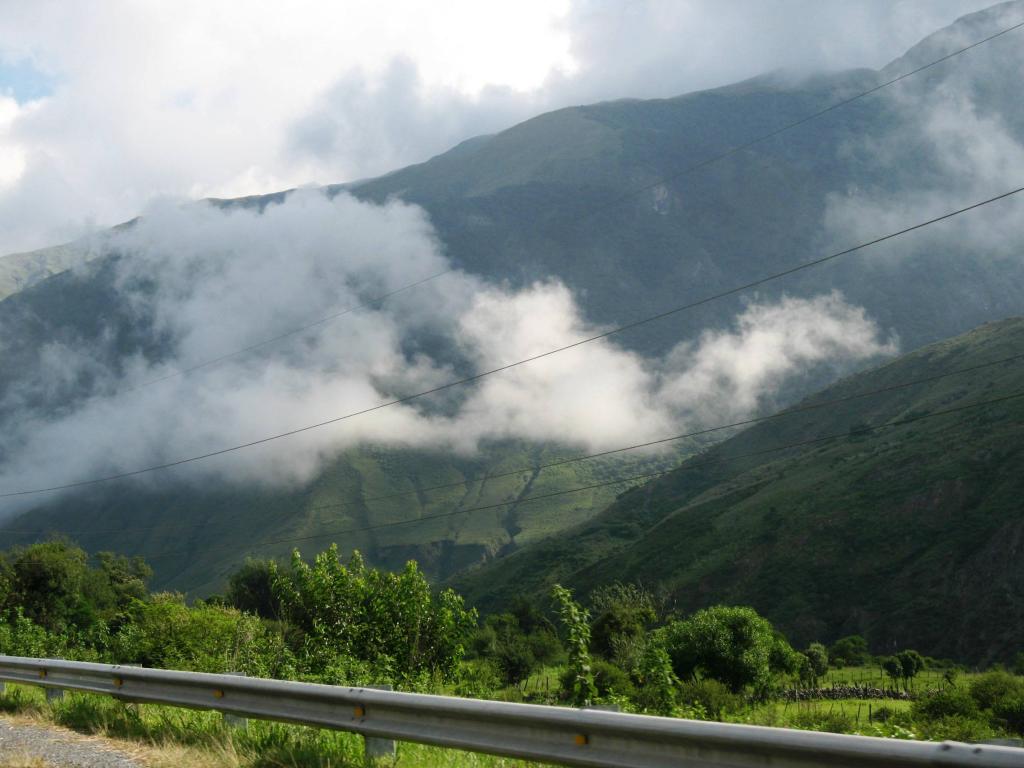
[3,184,1021,500]
[125,387,1024,563]
[572,17,1024,225]
[30,17,1024,399]
[14,349,1022,536]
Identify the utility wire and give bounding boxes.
[127,387,1024,562]
[45,16,1024,398]
[571,17,1024,225]
[14,349,1023,536]
[2,185,1022,500]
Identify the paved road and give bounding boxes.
[0,718,143,767]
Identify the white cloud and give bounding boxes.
[0,0,1004,255]
[0,191,895,513]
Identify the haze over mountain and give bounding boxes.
[0,2,1022,597]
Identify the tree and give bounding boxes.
[551,584,595,707]
[829,635,869,667]
[660,606,783,693]
[226,558,280,619]
[6,540,91,632]
[896,649,925,691]
[803,642,830,686]
[881,656,902,690]
[588,583,655,660]
[272,546,476,681]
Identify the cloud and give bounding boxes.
[0,190,895,514]
[822,2,1024,264]
[0,1,1003,255]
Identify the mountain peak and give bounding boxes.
[881,0,1024,77]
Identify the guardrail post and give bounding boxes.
[363,684,396,765]
[45,687,64,703]
[222,672,248,731]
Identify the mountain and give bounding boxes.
[453,317,1024,665]
[0,2,1023,594]
[0,242,84,303]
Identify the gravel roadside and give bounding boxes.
[0,718,144,768]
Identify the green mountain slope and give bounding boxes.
[2,439,682,596]
[1,3,1023,596]
[453,317,1024,664]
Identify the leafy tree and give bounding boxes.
[551,584,595,707]
[226,558,280,619]
[6,540,92,632]
[634,642,681,716]
[272,546,476,681]
[803,642,830,686]
[881,656,902,689]
[829,635,869,667]
[896,649,925,690]
[660,606,782,693]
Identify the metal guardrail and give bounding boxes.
[0,655,1021,767]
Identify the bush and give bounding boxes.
[829,635,870,667]
[111,593,290,677]
[791,709,855,734]
[661,606,784,693]
[969,670,1024,711]
[590,659,636,699]
[913,688,980,721]
[993,696,1024,735]
[273,547,476,682]
[677,678,740,720]
[495,636,536,686]
[634,643,680,716]
[872,706,896,723]
[915,715,996,743]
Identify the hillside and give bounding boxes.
[0,242,83,302]
[0,2,1023,594]
[453,317,1024,664]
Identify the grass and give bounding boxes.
[0,684,546,768]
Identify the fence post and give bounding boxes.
[222,672,248,731]
[364,685,396,765]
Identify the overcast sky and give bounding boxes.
[0,0,1001,256]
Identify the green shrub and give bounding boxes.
[969,670,1024,711]
[915,715,996,743]
[111,593,289,676]
[872,706,896,723]
[454,659,503,699]
[993,695,1024,735]
[677,678,740,720]
[495,636,536,686]
[590,659,636,699]
[273,547,476,682]
[791,709,855,734]
[829,635,870,666]
[913,688,980,721]
[661,606,785,693]
[634,643,680,716]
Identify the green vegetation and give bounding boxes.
[456,317,1024,665]
[5,1,1024,607]
[0,539,1022,764]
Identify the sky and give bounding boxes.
[0,0,1002,257]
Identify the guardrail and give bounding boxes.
[0,655,1020,767]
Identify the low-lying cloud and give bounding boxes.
[0,191,896,513]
